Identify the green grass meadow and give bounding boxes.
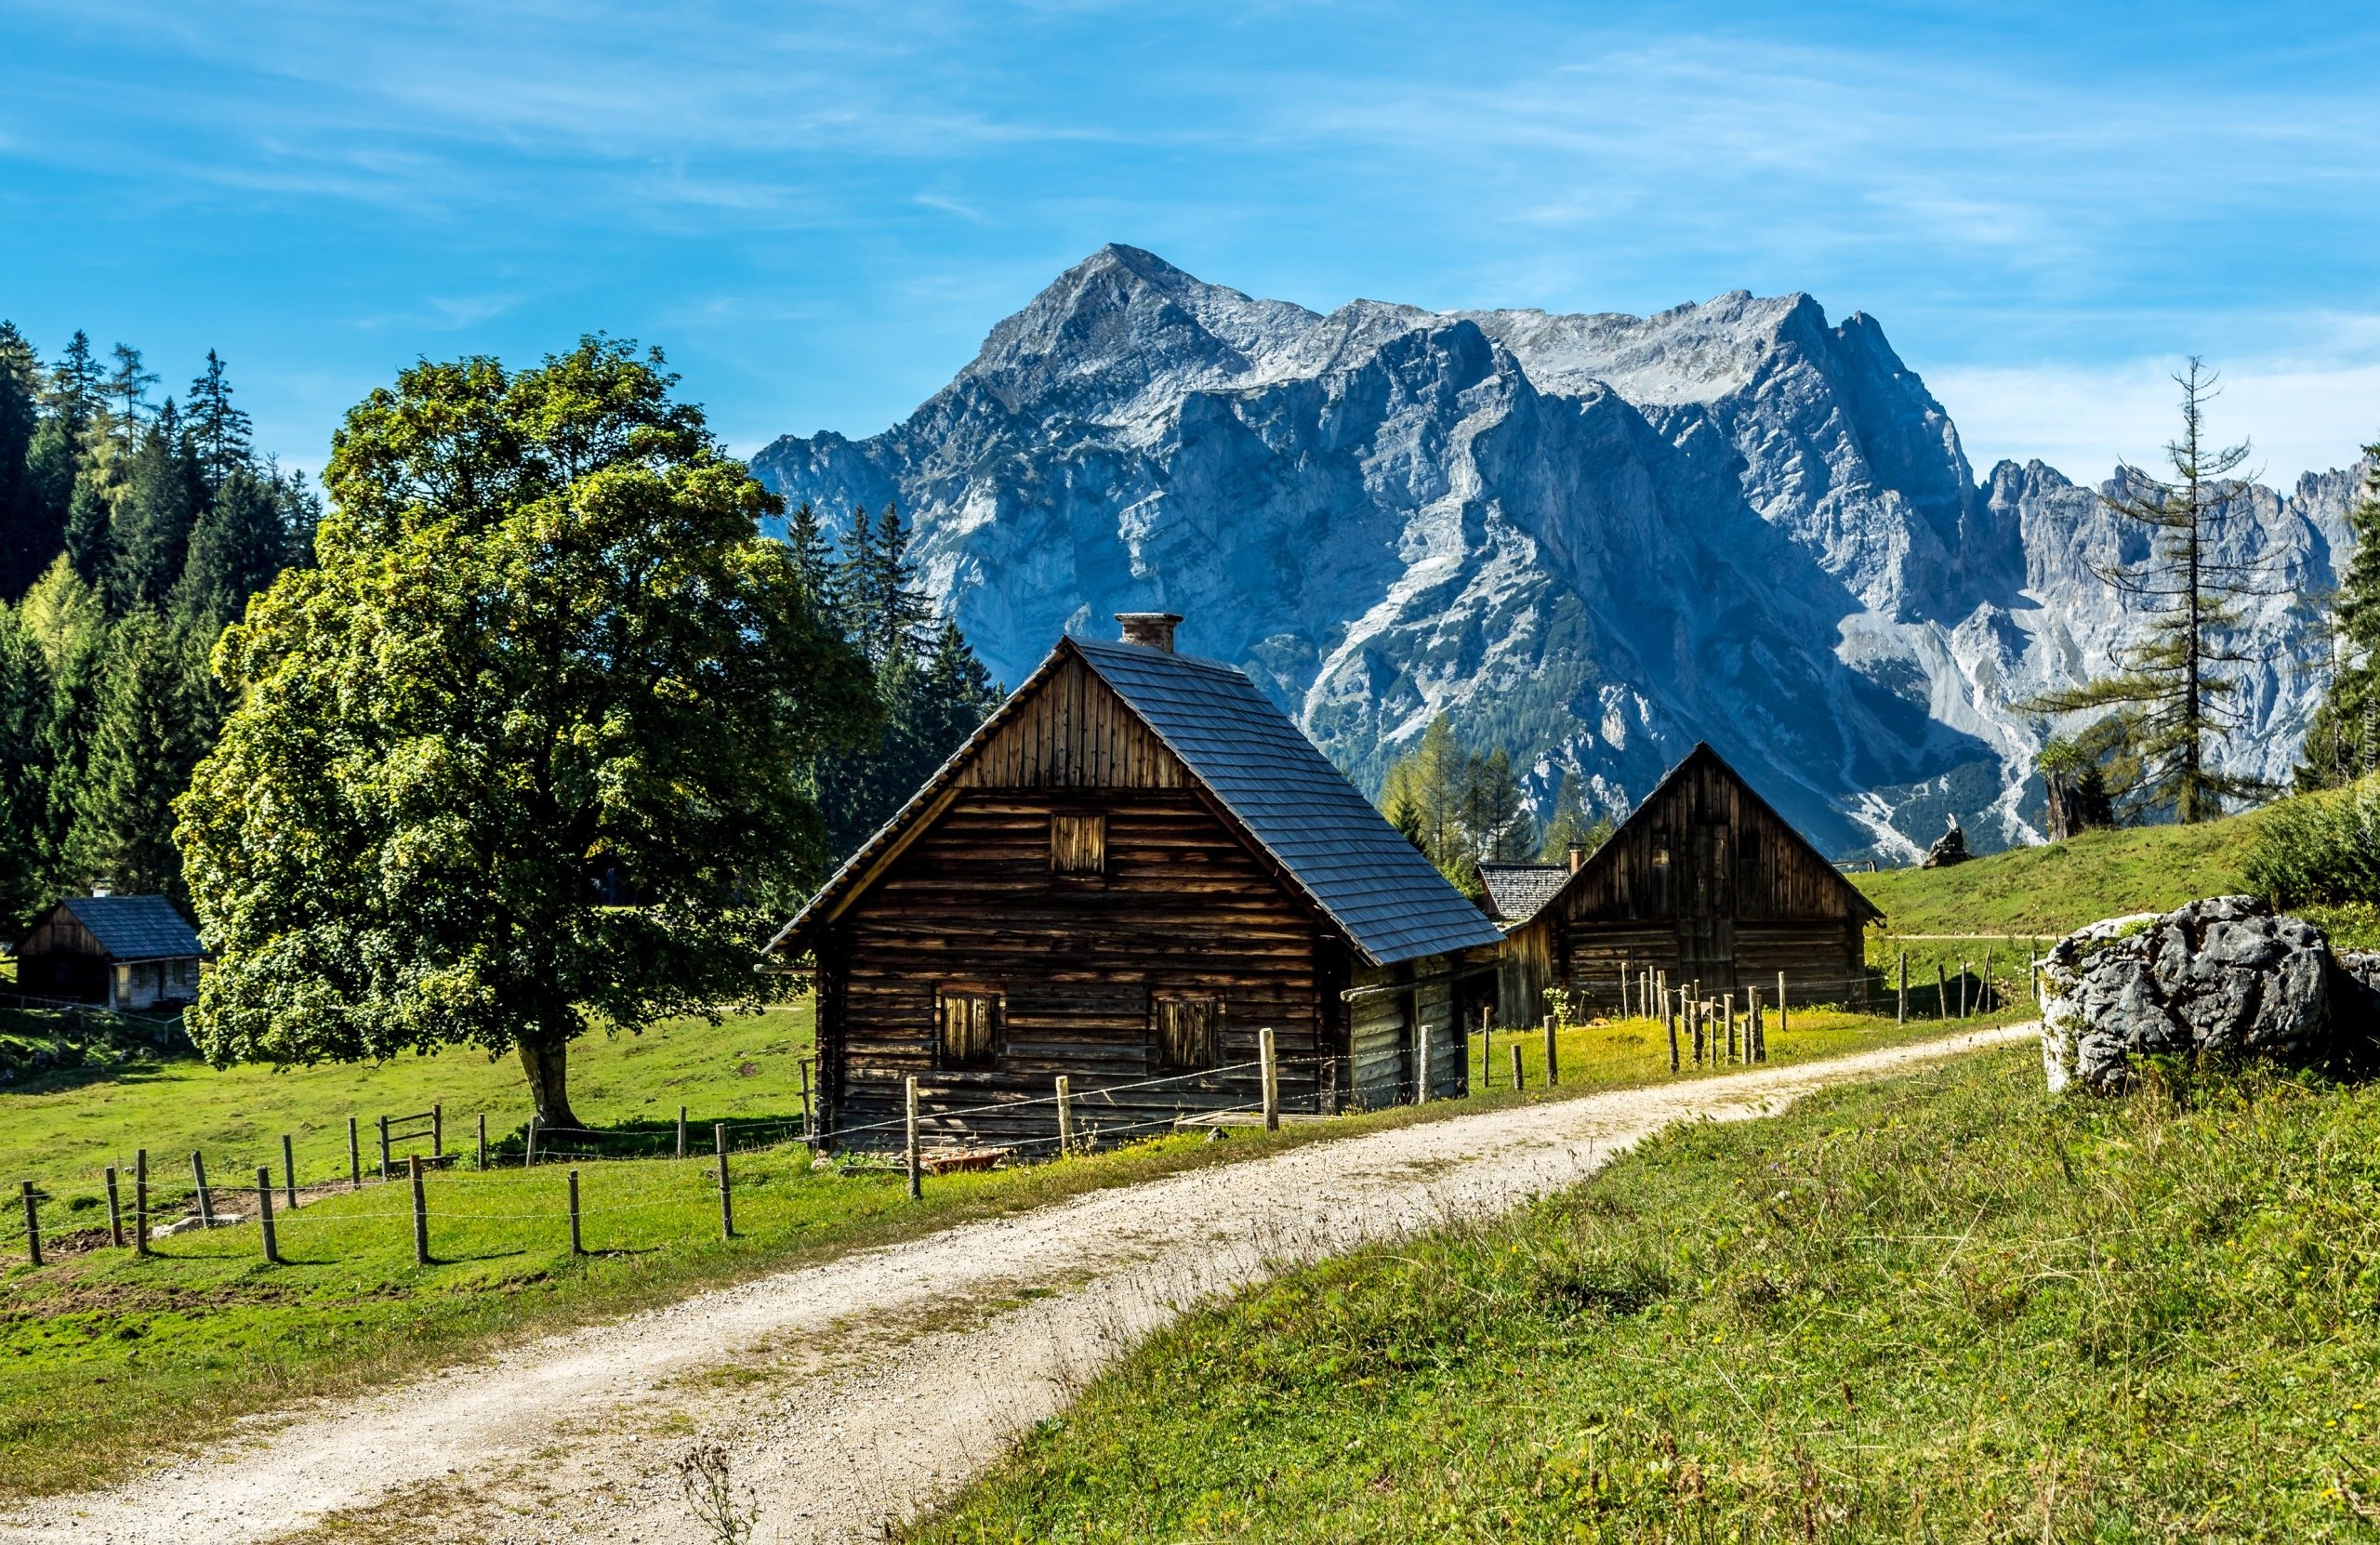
[0,992,2005,1504]
[917,1046,2380,1544]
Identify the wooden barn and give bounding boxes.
[1496,744,1881,1022]
[14,894,202,1011]
[764,614,1506,1151]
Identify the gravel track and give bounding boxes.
[3,1024,2033,1544]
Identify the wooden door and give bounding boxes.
[1676,818,1736,993]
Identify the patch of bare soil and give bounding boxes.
[0,1025,2033,1544]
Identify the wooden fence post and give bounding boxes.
[348,1117,360,1191]
[1056,1075,1074,1153]
[431,1103,443,1159]
[798,1060,815,1148]
[525,1116,538,1169]
[105,1166,123,1248]
[282,1134,298,1210]
[1937,962,1949,1020]
[905,1078,922,1200]
[1261,1027,1280,1131]
[19,1181,38,1268]
[1543,1014,1559,1088]
[477,1114,488,1172]
[677,1106,689,1161]
[255,1167,278,1265]
[1665,995,1680,1074]
[1480,1015,1493,1091]
[1777,972,1788,1037]
[1897,952,1909,1024]
[134,1149,149,1257]
[1412,1013,1431,1105]
[1725,994,1738,1063]
[1982,947,1995,1012]
[1747,986,1763,1063]
[1960,962,1971,1019]
[715,1123,734,1238]
[1510,1043,1524,1090]
[408,1155,428,1266]
[191,1151,214,1229]
[377,1115,391,1181]
[568,1169,583,1257]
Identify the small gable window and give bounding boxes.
[938,988,1002,1070]
[1155,996,1223,1071]
[1051,812,1107,876]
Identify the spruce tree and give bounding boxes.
[1539,774,1612,863]
[2296,443,2380,789]
[73,611,198,895]
[0,323,46,598]
[107,408,201,613]
[173,465,289,631]
[8,418,77,601]
[63,475,112,589]
[21,557,111,898]
[46,331,103,431]
[2024,362,2275,822]
[185,350,253,493]
[0,601,54,923]
[784,499,838,610]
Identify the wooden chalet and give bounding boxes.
[14,894,202,1011]
[764,614,1507,1150]
[1496,744,1882,1022]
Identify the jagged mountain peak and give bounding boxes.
[751,249,2356,862]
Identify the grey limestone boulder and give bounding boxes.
[2040,895,2373,1092]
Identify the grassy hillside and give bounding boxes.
[919,1047,2380,1542]
[1854,815,2263,936]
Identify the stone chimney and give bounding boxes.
[1116,613,1183,653]
[1567,845,1584,874]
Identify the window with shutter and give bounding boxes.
[938,989,1000,1070]
[1050,812,1107,876]
[1154,997,1222,1071]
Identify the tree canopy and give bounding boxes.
[178,338,876,1127]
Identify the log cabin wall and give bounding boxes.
[1508,747,1873,1016]
[820,654,1334,1150]
[14,910,108,1002]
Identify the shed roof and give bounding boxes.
[1474,862,1570,927]
[769,633,1504,968]
[53,895,201,961]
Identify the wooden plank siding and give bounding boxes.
[1497,746,1876,1020]
[815,651,1342,1150]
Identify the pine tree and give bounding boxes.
[184,350,253,493]
[104,343,158,451]
[840,503,933,667]
[63,474,112,589]
[2024,362,2276,823]
[7,418,77,601]
[1538,773,1612,863]
[1461,747,1533,862]
[73,611,199,895]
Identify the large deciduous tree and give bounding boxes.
[178,338,874,1128]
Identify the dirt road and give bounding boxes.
[4,1024,2033,1544]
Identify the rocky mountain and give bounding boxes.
[751,244,2357,861]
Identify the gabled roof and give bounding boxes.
[52,895,201,960]
[769,633,1505,968]
[1474,862,1570,927]
[1529,742,1884,926]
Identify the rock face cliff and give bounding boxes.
[752,244,2356,860]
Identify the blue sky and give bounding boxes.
[6,1,2380,485]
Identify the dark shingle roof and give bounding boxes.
[768,634,1504,968]
[59,895,200,960]
[1070,639,1504,965]
[1474,862,1569,926]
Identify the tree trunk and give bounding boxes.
[517,1038,584,1132]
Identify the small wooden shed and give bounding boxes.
[765,614,1506,1150]
[1496,744,1881,1022]
[14,894,203,1011]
